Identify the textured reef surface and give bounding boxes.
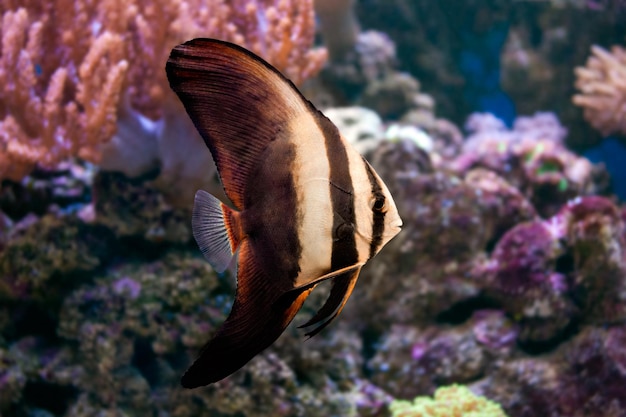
[390,385,509,417]
[2,0,626,416]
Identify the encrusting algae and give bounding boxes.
[389,385,508,417]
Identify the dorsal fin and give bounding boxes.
[166,38,313,210]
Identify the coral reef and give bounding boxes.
[370,323,491,397]
[1,243,392,416]
[0,213,114,302]
[573,43,626,137]
[559,196,626,323]
[0,160,93,221]
[354,0,625,148]
[451,112,606,217]
[314,29,399,106]
[356,0,513,124]
[315,25,455,148]
[476,325,626,417]
[389,384,508,417]
[0,169,395,416]
[352,131,626,415]
[481,219,576,343]
[55,250,228,404]
[2,111,625,416]
[0,0,327,205]
[499,2,625,149]
[90,171,192,244]
[322,107,384,155]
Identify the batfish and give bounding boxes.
[166,38,402,388]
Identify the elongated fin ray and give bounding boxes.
[166,38,312,211]
[292,263,364,291]
[299,269,358,329]
[181,239,314,388]
[300,267,361,338]
[192,190,241,273]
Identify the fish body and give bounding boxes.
[166,38,402,388]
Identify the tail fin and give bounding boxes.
[192,190,242,273]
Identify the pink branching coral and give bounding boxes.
[123,0,327,116]
[0,6,128,181]
[573,44,626,136]
[0,0,327,182]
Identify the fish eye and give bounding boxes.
[372,194,386,212]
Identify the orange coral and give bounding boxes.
[573,44,626,137]
[0,0,327,182]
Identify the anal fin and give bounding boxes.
[299,266,362,339]
[181,239,313,388]
[192,190,242,273]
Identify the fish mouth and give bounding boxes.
[389,220,403,235]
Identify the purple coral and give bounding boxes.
[369,325,488,398]
[481,195,626,342]
[112,277,141,299]
[452,112,605,217]
[560,326,626,414]
[487,221,562,295]
[556,196,626,322]
[471,310,518,351]
[512,112,567,144]
[482,220,577,343]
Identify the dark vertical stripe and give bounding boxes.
[243,136,302,289]
[363,158,386,259]
[316,114,359,269]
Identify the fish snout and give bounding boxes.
[387,218,403,236]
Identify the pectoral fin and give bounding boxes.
[192,190,241,273]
